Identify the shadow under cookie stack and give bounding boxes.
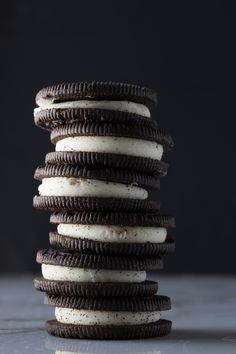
[33,82,175,339]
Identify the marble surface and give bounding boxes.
[0,275,235,354]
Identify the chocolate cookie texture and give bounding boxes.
[46,319,172,339]
[48,232,175,256]
[45,294,171,311]
[34,277,158,297]
[45,151,169,175]
[34,164,160,190]
[36,248,163,271]
[35,81,158,108]
[34,108,159,131]
[33,196,160,212]
[50,122,174,150]
[33,81,175,339]
[50,211,175,227]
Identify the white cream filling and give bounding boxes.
[35,99,151,118]
[42,264,146,283]
[57,224,167,243]
[38,177,148,199]
[56,136,163,161]
[55,307,160,325]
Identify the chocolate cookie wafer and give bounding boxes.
[45,293,171,311]
[46,318,172,339]
[33,196,160,213]
[34,277,158,297]
[35,81,158,112]
[50,211,175,227]
[50,122,173,149]
[34,108,159,131]
[34,165,160,190]
[49,232,175,256]
[36,249,163,270]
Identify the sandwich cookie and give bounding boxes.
[33,165,160,212]
[35,81,158,118]
[35,248,162,297]
[48,211,175,256]
[48,124,172,175]
[49,122,173,175]
[44,294,171,339]
[49,212,175,255]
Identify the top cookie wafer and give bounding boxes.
[36,82,157,108]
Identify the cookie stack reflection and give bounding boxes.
[33,82,175,339]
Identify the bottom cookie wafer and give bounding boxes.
[46,319,172,339]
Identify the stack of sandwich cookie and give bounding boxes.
[35,249,169,339]
[33,81,175,339]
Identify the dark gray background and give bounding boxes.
[0,0,235,273]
